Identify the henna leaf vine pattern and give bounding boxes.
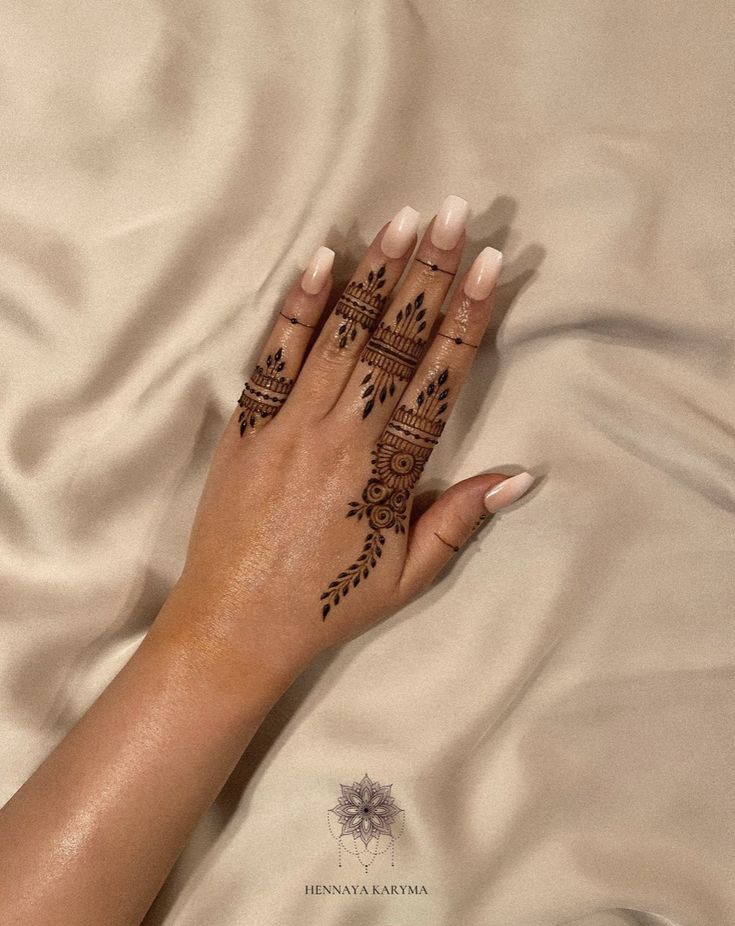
[358,292,428,418]
[237,347,294,437]
[320,367,450,619]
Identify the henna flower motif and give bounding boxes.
[367,503,396,530]
[389,488,409,515]
[330,774,402,847]
[374,443,423,491]
[363,479,391,504]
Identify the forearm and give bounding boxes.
[0,588,296,926]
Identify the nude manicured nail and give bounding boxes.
[301,246,335,295]
[464,246,503,301]
[484,472,535,513]
[431,195,470,251]
[381,206,421,259]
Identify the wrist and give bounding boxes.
[145,582,302,719]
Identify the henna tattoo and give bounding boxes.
[434,532,459,552]
[237,347,294,436]
[335,265,388,348]
[321,368,450,619]
[279,312,315,329]
[415,257,456,277]
[436,331,479,349]
[358,292,428,418]
[434,510,488,553]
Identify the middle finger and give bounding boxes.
[332,194,470,436]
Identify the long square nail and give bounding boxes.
[381,206,421,259]
[430,195,469,251]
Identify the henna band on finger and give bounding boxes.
[433,532,459,553]
[335,265,388,348]
[280,312,316,329]
[238,347,294,437]
[358,292,428,418]
[415,257,456,277]
[436,331,480,349]
[434,511,488,553]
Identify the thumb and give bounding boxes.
[398,471,536,602]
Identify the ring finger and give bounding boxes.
[386,245,503,458]
[236,246,335,437]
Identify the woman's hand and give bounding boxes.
[0,197,536,926]
[161,196,534,686]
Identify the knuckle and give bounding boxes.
[281,286,308,316]
[440,513,470,550]
[315,327,356,367]
[417,265,439,288]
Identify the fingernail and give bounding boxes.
[430,194,470,251]
[381,205,421,259]
[464,246,503,301]
[484,472,535,513]
[301,246,335,295]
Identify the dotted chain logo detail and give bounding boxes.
[327,773,405,873]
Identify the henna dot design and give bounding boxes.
[279,312,315,329]
[416,257,456,277]
[436,331,479,349]
[472,512,489,532]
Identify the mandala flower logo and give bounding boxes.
[328,773,405,872]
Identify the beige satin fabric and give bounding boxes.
[1,2,734,924]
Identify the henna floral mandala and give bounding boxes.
[320,368,450,618]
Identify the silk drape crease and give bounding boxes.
[1,1,733,924]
